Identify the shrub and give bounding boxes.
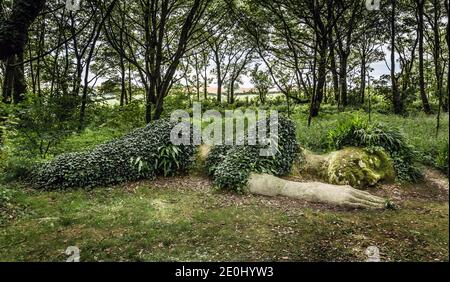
[87,101,146,132]
[206,116,299,192]
[327,116,422,182]
[0,155,40,182]
[0,186,12,208]
[8,94,79,158]
[436,142,449,176]
[33,119,196,189]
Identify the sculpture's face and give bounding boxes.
[327,147,395,189]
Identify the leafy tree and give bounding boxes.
[250,64,272,105]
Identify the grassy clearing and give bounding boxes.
[0,177,448,262]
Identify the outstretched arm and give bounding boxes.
[248,173,387,209]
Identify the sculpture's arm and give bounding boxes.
[248,174,387,209]
[198,145,388,209]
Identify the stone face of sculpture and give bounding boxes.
[299,147,396,188]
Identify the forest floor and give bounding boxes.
[0,167,448,262]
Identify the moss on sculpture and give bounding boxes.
[298,147,395,189]
[327,147,395,188]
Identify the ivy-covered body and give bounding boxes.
[205,117,299,192]
[33,120,195,189]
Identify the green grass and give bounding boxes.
[0,181,448,262]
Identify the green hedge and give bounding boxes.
[33,119,196,189]
[206,116,299,192]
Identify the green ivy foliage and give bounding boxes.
[206,116,299,192]
[327,116,422,182]
[33,119,196,189]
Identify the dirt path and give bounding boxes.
[423,168,449,192]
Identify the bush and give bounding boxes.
[0,186,12,208]
[0,155,40,182]
[436,142,449,176]
[86,101,146,132]
[33,119,196,189]
[206,116,299,192]
[327,116,422,182]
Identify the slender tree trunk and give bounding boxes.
[329,44,340,104]
[445,0,450,112]
[79,0,118,129]
[146,87,154,123]
[418,0,432,114]
[37,19,45,97]
[339,55,348,107]
[128,63,132,102]
[433,0,444,135]
[360,52,366,104]
[230,82,235,104]
[196,80,200,102]
[311,42,327,118]
[213,49,222,102]
[391,0,402,114]
[120,56,127,107]
[204,66,208,100]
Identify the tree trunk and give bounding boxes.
[445,0,450,112]
[339,56,348,107]
[145,87,153,123]
[217,79,222,103]
[128,63,133,102]
[196,79,200,102]
[230,82,235,104]
[213,50,222,102]
[391,0,402,114]
[120,56,127,107]
[153,97,164,121]
[2,56,15,104]
[329,45,340,104]
[433,0,444,135]
[204,67,208,100]
[0,0,47,60]
[360,52,366,104]
[418,0,432,114]
[311,42,327,118]
[13,52,26,103]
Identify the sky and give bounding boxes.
[211,59,392,89]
